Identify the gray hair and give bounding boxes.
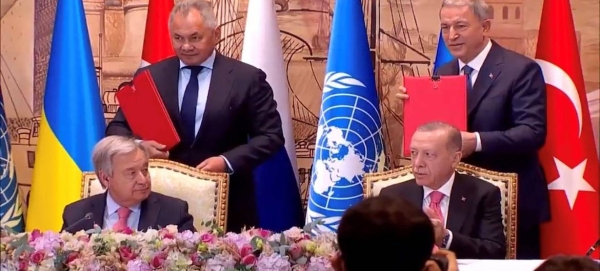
[92,136,148,177]
[441,0,491,21]
[416,121,463,152]
[169,0,217,29]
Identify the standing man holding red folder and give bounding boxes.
[106,0,284,232]
[397,0,548,259]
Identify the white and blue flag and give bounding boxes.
[305,0,386,232]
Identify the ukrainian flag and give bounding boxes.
[25,0,106,232]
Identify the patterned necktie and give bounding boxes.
[462,65,474,93]
[112,206,131,232]
[428,191,445,225]
[180,66,204,145]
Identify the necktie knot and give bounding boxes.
[117,206,131,219]
[430,191,445,204]
[462,65,474,76]
[184,66,203,77]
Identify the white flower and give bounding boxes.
[165,225,178,234]
[283,227,304,239]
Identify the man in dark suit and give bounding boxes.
[380,122,505,259]
[61,136,195,233]
[106,0,284,232]
[397,0,548,259]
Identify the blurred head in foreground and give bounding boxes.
[535,255,599,271]
[332,195,435,271]
[93,136,151,207]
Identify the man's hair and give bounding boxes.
[535,255,600,271]
[441,0,491,21]
[169,0,217,29]
[416,121,462,152]
[337,195,435,271]
[92,136,147,178]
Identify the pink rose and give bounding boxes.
[200,233,214,243]
[30,230,42,242]
[120,227,134,235]
[77,235,90,242]
[29,251,45,264]
[66,252,79,264]
[118,246,136,262]
[18,260,27,271]
[190,253,201,266]
[240,244,253,257]
[251,229,270,238]
[288,244,303,260]
[151,253,167,268]
[241,254,257,266]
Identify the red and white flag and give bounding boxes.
[535,0,599,258]
[140,0,175,67]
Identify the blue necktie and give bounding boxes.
[462,65,474,93]
[180,66,203,144]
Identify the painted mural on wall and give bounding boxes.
[1,0,599,216]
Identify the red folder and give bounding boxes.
[402,75,467,157]
[115,70,180,150]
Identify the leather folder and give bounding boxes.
[115,70,180,150]
[402,75,467,157]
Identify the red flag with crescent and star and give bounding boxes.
[140,0,175,67]
[535,0,599,258]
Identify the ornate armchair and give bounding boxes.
[362,162,518,259]
[80,159,229,232]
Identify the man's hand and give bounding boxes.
[424,207,446,247]
[460,131,477,157]
[196,156,227,173]
[396,86,409,100]
[422,249,459,271]
[140,140,169,159]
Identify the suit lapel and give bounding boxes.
[151,57,184,133]
[90,193,107,229]
[467,41,503,116]
[195,53,235,142]
[405,181,425,208]
[138,193,161,231]
[446,173,471,232]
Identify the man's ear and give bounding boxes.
[452,150,463,167]
[98,171,110,188]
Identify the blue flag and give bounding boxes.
[0,90,25,232]
[433,30,454,73]
[305,0,385,232]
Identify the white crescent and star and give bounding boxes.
[535,58,595,210]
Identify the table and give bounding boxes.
[457,260,544,271]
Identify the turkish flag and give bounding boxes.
[141,0,175,67]
[536,0,600,258]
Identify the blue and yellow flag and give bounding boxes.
[0,89,25,232]
[305,0,385,232]
[433,30,454,73]
[25,0,106,232]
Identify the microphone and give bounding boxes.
[585,238,600,257]
[63,212,94,233]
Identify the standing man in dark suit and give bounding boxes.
[61,136,195,233]
[106,0,284,232]
[380,122,506,259]
[397,0,548,259]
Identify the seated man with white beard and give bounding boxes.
[380,121,505,259]
[61,136,196,233]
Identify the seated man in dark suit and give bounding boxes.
[61,136,195,233]
[380,121,505,259]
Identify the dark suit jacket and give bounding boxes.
[380,173,506,259]
[60,192,195,233]
[106,53,284,232]
[436,41,549,227]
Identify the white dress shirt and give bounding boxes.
[423,173,456,248]
[103,192,141,230]
[458,40,493,152]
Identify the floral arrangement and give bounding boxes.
[0,221,339,271]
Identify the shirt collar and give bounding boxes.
[423,172,455,199]
[106,192,141,215]
[179,49,216,70]
[458,39,492,73]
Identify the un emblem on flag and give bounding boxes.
[306,72,384,232]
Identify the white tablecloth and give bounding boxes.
[458,260,544,271]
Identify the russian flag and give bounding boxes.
[241,0,304,232]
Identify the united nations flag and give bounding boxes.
[305,0,385,232]
[0,89,25,232]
